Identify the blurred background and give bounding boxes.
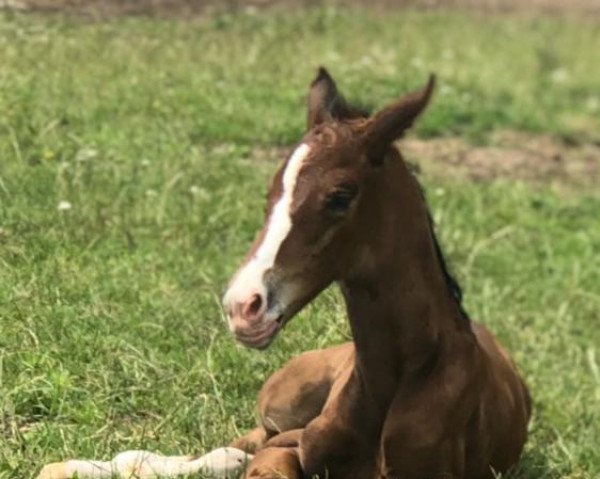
[0,1,599,478]
[4,0,600,16]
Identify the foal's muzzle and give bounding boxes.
[224,287,285,349]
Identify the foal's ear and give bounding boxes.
[307,67,352,129]
[364,74,435,164]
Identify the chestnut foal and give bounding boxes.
[223,68,531,479]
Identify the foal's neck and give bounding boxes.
[340,152,471,410]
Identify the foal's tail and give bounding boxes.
[37,447,252,479]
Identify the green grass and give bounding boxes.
[1,7,600,149]
[0,6,599,479]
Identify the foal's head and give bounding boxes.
[223,68,434,349]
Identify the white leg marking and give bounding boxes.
[37,447,252,479]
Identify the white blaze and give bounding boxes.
[223,143,311,315]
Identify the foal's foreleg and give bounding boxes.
[258,343,353,435]
[231,343,354,454]
[230,427,302,456]
[230,427,269,453]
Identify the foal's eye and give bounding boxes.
[325,185,358,214]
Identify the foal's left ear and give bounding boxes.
[364,74,435,164]
[307,67,353,129]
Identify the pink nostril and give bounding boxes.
[242,293,264,322]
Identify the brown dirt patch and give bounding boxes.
[3,0,600,17]
[402,131,600,189]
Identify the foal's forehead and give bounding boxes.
[286,125,362,170]
[266,123,365,204]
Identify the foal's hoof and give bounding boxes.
[37,462,68,479]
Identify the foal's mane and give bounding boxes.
[424,201,471,324]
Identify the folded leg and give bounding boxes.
[230,427,269,454]
[231,342,354,453]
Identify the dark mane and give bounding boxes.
[418,183,471,324]
[346,101,372,119]
[344,100,372,120]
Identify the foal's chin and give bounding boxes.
[232,317,282,350]
[235,328,280,350]
[236,334,278,350]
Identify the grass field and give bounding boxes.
[1,6,600,479]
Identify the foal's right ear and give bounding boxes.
[307,67,352,129]
[364,74,435,165]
